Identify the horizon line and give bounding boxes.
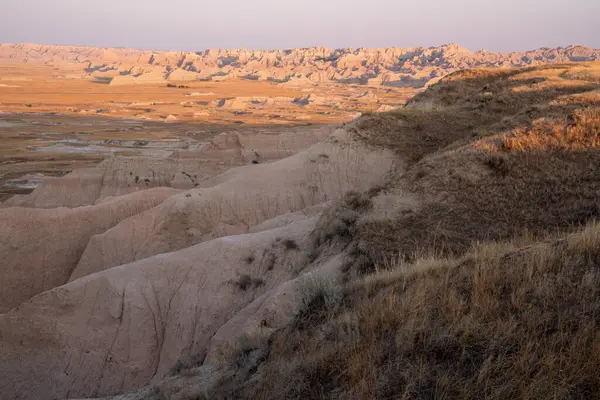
[2,42,598,55]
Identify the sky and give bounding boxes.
[0,0,598,52]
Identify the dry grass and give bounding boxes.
[358,146,600,260]
[233,274,265,291]
[227,222,600,399]
[224,64,600,398]
[561,65,600,83]
[348,63,600,261]
[349,107,478,164]
[349,63,600,165]
[499,107,600,151]
[176,63,600,399]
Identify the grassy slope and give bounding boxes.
[254,222,600,399]
[168,63,600,399]
[350,63,600,266]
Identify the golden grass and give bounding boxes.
[561,65,600,83]
[348,63,600,167]
[343,63,600,264]
[232,222,600,399]
[499,107,600,151]
[554,89,600,106]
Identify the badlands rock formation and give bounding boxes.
[0,215,327,399]
[72,130,394,280]
[2,43,599,87]
[0,121,395,399]
[5,126,332,208]
[0,187,180,313]
[3,57,600,400]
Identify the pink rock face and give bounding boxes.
[0,187,180,313]
[1,43,598,87]
[0,122,396,399]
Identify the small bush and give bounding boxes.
[483,152,510,176]
[261,250,276,271]
[311,190,375,262]
[341,241,376,280]
[342,190,372,211]
[294,275,342,330]
[168,351,206,376]
[227,331,270,370]
[236,274,252,290]
[282,239,299,250]
[234,274,264,291]
[252,277,265,287]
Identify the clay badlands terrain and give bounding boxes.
[2,43,600,399]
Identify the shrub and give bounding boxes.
[226,330,270,370]
[282,239,299,250]
[342,190,372,211]
[168,351,206,376]
[233,274,264,291]
[294,274,342,330]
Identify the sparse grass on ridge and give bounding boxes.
[247,221,600,399]
[349,62,600,263]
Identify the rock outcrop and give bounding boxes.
[0,116,396,398]
[5,127,331,208]
[0,187,179,313]
[2,43,599,87]
[0,215,330,399]
[71,129,395,280]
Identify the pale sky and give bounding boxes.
[0,0,598,52]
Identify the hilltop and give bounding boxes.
[1,61,600,399]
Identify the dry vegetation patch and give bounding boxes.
[349,63,600,261]
[217,222,600,399]
[351,64,600,165]
[499,107,600,151]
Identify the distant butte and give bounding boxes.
[1,43,599,87]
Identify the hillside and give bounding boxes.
[196,62,600,399]
[1,61,600,399]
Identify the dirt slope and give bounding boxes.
[0,187,180,313]
[71,129,396,280]
[0,214,337,399]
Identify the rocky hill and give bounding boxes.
[2,61,600,399]
[2,43,599,87]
